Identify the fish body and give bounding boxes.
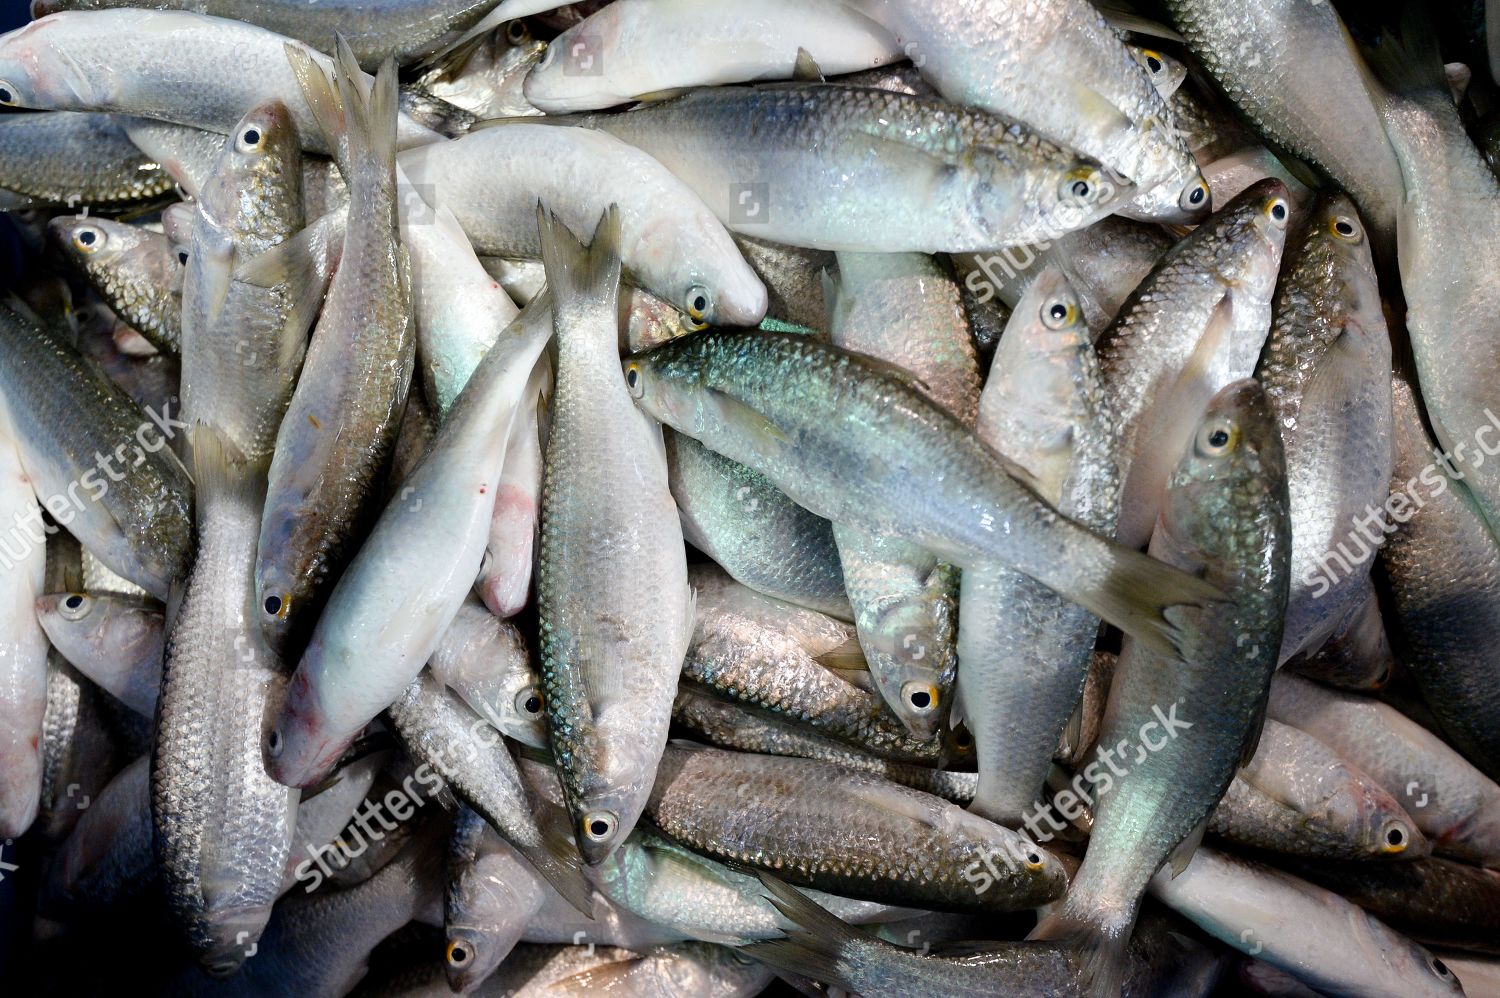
[0,110,171,208]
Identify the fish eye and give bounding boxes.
[1266,198,1289,225]
[901,680,939,714]
[236,126,263,153]
[583,811,616,842]
[263,593,289,619]
[59,593,92,621]
[446,940,472,968]
[1144,51,1164,75]
[1429,955,1452,980]
[1180,180,1209,210]
[1025,849,1045,869]
[1380,820,1409,853]
[266,727,285,758]
[624,362,644,399]
[1041,298,1074,330]
[0,81,17,107]
[1196,418,1238,456]
[72,226,105,254]
[504,19,531,45]
[514,686,543,717]
[177,250,189,265]
[685,285,711,322]
[1330,215,1361,241]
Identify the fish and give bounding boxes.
[49,216,183,356]
[825,251,978,738]
[0,420,49,837]
[516,0,903,113]
[426,597,547,748]
[959,267,1118,826]
[1209,718,1426,861]
[1098,178,1290,547]
[44,753,154,916]
[384,670,592,914]
[1268,670,1500,867]
[1287,579,1397,691]
[150,426,296,975]
[0,299,192,600]
[538,940,775,997]
[1150,847,1464,998]
[1163,0,1402,252]
[256,46,414,656]
[0,110,172,209]
[0,11,442,153]
[732,236,835,331]
[1032,379,1290,995]
[408,21,545,119]
[1255,194,1392,665]
[1382,374,1500,782]
[557,83,1131,252]
[646,744,1069,914]
[180,98,316,462]
[624,329,1224,660]
[265,210,551,789]
[1368,16,1500,544]
[535,205,693,863]
[681,565,951,766]
[666,431,850,620]
[36,594,162,719]
[32,0,511,69]
[445,806,545,993]
[397,123,765,325]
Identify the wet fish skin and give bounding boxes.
[427,597,547,749]
[1151,847,1464,998]
[1254,194,1392,665]
[1034,379,1290,988]
[646,744,1069,914]
[625,329,1224,661]
[476,354,546,618]
[0,109,171,209]
[1163,0,1402,251]
[150,428,296,975]
[1382,375,1500,782]
[181,98,311,462]
[0,417,48,838]
[0,300,193,601]
[36,593,162,719]
[1099,178,1291,547]
[0,10,442,153]
[682,565,948,766]
[1268,665,1500,868]
[826,251,978,738]
[960,267,1118,826]
[667,431,850,620]
[1287,579,1397,691]
[535,206,692,864]
[731,236,835,332]
[44,753,154,916]
[1210,718,1426,861]
[575,83,1130,252]
[397,124,767,325]
[1370,23,1500,543]
[445,807,545,993]
[257,48,414,656]
[49,216,182,356]
[409,25,545,120]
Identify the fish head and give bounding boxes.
[621,345,697,432]
[48,215,148,280]
[0,14,109,110]
[1130,46,1188,101]
[199,98,303,240]
[264,666,351,790]
[1126,160,1213,226]
[1299,193,1382,322]
[1159,378,1287,567]
[523,9,636,113]
[255,556,301,657]
[494,667,548,749]
[36,591,154,665]
[1210,178,1292,300]
[445,923,508,993]
[570,707,657,865]
[197,906,271,977]
[622,286,701,352]
[860,572,958,742]
[635,210,767,328]
[1313,760,1428,859]
[1025,158,1135,240]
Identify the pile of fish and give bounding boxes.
[0,0,1498,994]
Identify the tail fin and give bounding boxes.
[285,36,398,179]
[189,422,262,506]
[1030,901,1133,998]
[1363,10,1448,101]
[535,203,623,316]
[285,43,348,174]
[739,873,863,989]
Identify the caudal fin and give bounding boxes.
[739,873,864,990]
[1030,902,1132,998]
[535,203,622,318]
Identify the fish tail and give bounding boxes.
[738,873,861,989]
[284,43,347,173]
[188,422,262,505]
[1363,9,1446,100]
[1053,540,1223,661]
[1030,900,1133,998]
[534,202,623,316]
